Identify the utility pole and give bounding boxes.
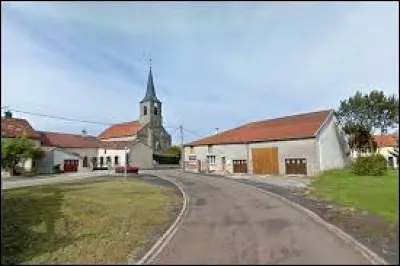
[180,125,184,171]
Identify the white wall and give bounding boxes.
[130,142,154,169]
[97,148,128,167]
[317,115,350,171]
[64,148,97,170]
[185,138,320,176]
[249,138,318,176]
[184,144,247,173]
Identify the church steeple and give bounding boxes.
[140,60,160,103]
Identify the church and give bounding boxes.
[97,66,172,167]
[1,67,172,174]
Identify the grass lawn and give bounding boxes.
[309,169,399,221]
[1,177,182,265]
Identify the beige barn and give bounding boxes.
[184,110,350,176]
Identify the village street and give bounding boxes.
[143,170,374,265]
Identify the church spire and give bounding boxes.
[140,59,160,103]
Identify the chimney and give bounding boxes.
[4,110,12,119]
[82,129,87,137]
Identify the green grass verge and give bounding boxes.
[309,169,399,221]
[1,177,182,264]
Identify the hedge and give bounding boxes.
[153,153,180,165]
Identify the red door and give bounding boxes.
[63,160,79,172]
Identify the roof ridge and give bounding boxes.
[38,130,97,138]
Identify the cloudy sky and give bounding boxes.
[1,1,399,144]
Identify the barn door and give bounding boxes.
[252,147,279,175]
[285,158,307,175]
[233,160,247,173]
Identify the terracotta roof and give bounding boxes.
[187,110,333,146]
[38,131,101,148]
[1,117,40,139]
[98,120,141,140]
[373,134,398,148]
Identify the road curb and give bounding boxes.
[242,182,389,265]
[132,174,189,265]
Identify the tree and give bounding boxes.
[165,145,181,158]
[1,136,45,175]
[335,90,399,154]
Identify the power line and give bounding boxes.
[2,106,210,140]
[3,107,181,130]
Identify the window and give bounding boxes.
[126,152,130,165]
[207,155,216,164]
[100,156,104,166]
[189,155,197,161]
[154,106,158,115]
[106,156,111,164]
[190,146,194,154]
[114,156,119,165]
[207,145,213,153]
[144,106,147,115]
[83,156,88,167]
[104,149,107,154]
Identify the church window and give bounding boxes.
[144,106,148,115]
[154,106,158,115]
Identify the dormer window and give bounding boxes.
[144,106,147,115]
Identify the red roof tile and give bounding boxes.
[373,134,398,148]
[187,110,333,146]
[39,131,101,148]
[1,117,40,139]
[98,120,141,140]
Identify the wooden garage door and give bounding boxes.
[285,158,307,175]
[252,147,279,175]
[233,160,248,173]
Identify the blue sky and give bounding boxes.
[1,2,399,144]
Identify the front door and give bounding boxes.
[221,157,226,171]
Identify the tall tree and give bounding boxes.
[335,90,399,154]
[1,136,45,175]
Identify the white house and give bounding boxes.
[184,109,350,176]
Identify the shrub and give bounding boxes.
[351,154,388,176]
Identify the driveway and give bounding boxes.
[145,170,372,265]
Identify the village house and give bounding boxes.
[1,67,172,175]
[350,133,399,169]
[184,109,351,176]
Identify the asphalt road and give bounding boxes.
[148,170,371,265]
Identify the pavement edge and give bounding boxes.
[131,174,189,265]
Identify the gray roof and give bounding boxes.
[140,68,161,103]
